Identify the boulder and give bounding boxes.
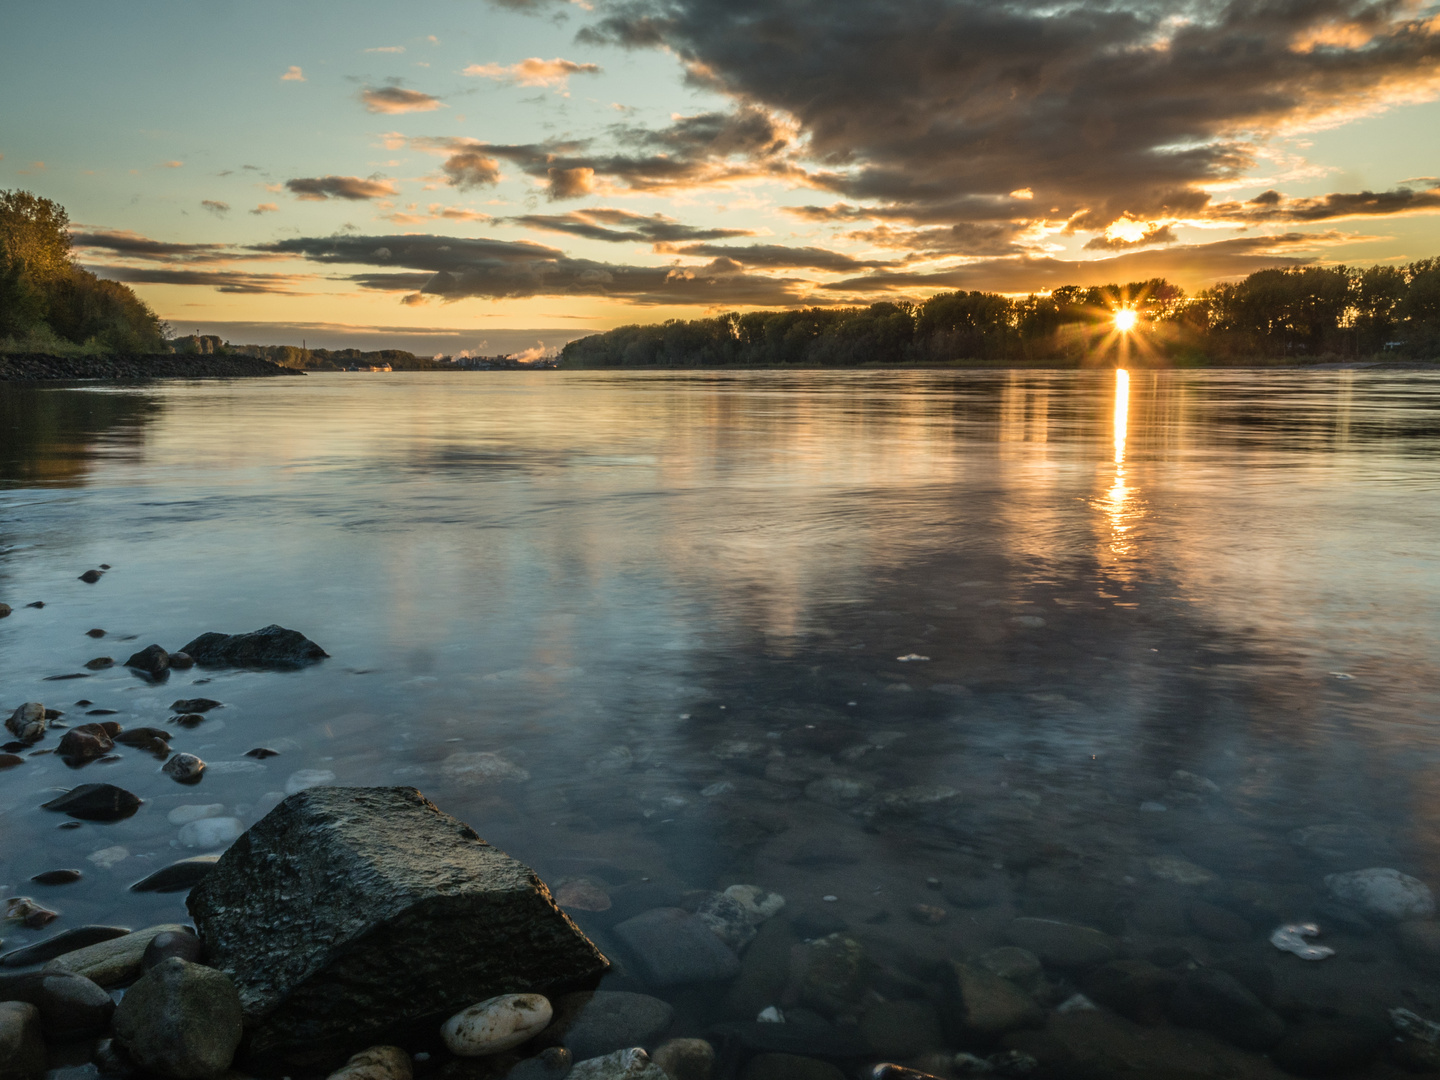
[42,782,141,821]
[6,703,46,743]
[180,624,328,668]
[124,644,171,678]
[326,1046,413,1080]
[43,924,193,988]
[0,1001,45,1080]
[113,957,243,1079]
[187,786,608,1069]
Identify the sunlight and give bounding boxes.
[1113,308,1138,333]
[1113,368,1129,465]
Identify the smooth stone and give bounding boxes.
[1188,901,1252,942]
[168,805,226,826]
[724,885,784,924]
[1082,960,1179,1026]
[555,878,613,912]
[803,777,874,806]
[791,934,871,1017]
[1272,1018,1388,1077]
[178,817,245,850]
[0,604,9,618]
[43,925,193,988]
[142,931,203,971]
[651,1038,713,1080]
[439,752,530,785]
[723,918,794,1020]
[0,754,23,769]
[246,747,282,759]
[113,958,243,1079]
[0,926,131,967]
[79,569,103,583]
[115,727,172,751]
[163,753,207,783]
[170,699,222,714]
[504,1047,573,1079]
[31,869,82,886]
[124,644,170,678]
[538,991,675,1059]
[1325,868,1435,921]
[741,1054,843,1080]
[42,783,141,821]
[5,897,58,928]
[442,994,554,1056]
[327,1046,414,1080]
[169,651,195,670]
[187,786,608,1071]
[85,657,115,670]
[695,892,757,952]
[859,999,944,1058]
[35,972,116,1039]
[179,624,328,668]
[1147,855,1217,886]
[1006,918,1118,968]
[130,855,221,893]
[1167,967,1285,1050]
[0,1001,45,1080]
[570,1049,667,1080]
[58,724,115,760]
[945,961,1044,1039]
[6,704,46,743]
[285,768,338,795]
[612,909,740,986]
[975,947,1043,994]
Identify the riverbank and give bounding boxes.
[0,353,304,381]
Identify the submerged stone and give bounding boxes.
[180,624,328,668]
[1324,867,1435,921]
[41,783,141,821]
[113,957,243,1079]
[187,786,608,1069]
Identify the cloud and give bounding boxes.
[654,242,900,272]
[505,207,754,243]
[1083,223,1177,251]
[257,231,818,306]
[573,0,1440,243]
[1210,185,1440,224]
[251,203,279,215]
[281,66,305,82]
[71,230,245,263]
[441,151,503,189]
[366,45,406,53]
[361,86,443,114]
[201,200,230,217]
[285,175,400,201]
[162,161,184,169]
[464,57,601,87]
[87,265,315,294]
[547,166,594,200]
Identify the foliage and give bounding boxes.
[0,189,165,355]
[564,263,1440,368]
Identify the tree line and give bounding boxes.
[562,262,1440,368]
[0,190,166,354]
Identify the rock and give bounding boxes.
[113,957,243,1079]
[506,1047,573,1079]
[804,777,874,806]
[790,934,872,1016]
[440,752,530,785]
[5,898,58,928]
[86,628,105,637]
[187,786,609,1070]
[42,924,192,987]
[173,713,206,728]
[327,1046,414,1080]
[1272,1018,1388,1077]
[1325,868,1435,921]
[115,726,172,751]
[163,752,207,783]
[0,754,23,769]
[0,925,131,967]
[168,804,226,825]
[909,904,947,925]
[612,909,740,986]
[556,878,613,912]
[0,1001,45,1080]
[696,892,757,952]
[741,1054,843,1080]
[178,817,245,849]
[538,991,674,1059]
[30,869,82,885]
[42,782,141,821]
[1167,967,1285,1050]
[171,699,222,713]
[6,704,46,743]
[442,994,554,1056]
[79,569,103,583]
[1169,770,1219,794]
[130,855,220,893]
[180,624,328,668]
[945,961,1044,1040]
[723,918,793,1020]
[85,656,115,669]
[651,1038,713,1080]
[0,604,9,618]
[143,931,203,971]
[724,885,785,924]
[860,999,944,1058]
[570,1048,668,1080]
[1006,918,1117,968]
[1147,855,1217,886]
[56,724,116,762]
[1187,902,1252,942]
[124,644,171,678]
[1392,1037,1440,1073]
[34,972,116,1039]
[1082,960,1178,1025]
[247,747,281,759]
[287,768,338,794]
[169,651,195,670]
[976,947,1043,995]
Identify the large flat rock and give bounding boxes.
[187,786,608,1069]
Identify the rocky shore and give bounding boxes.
[0,353,304,381]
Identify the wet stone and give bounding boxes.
[41,783,141,821]
[78,569,103,583]
[442,994,554,1056]
[695,891,757,952]
[1272,1017,1389,1077]
[5,898,59,928]
[180,624,328,668]
[58,724,116,762]
[1082,960,1179,1026]
[791,934,872,1017]
[650,1038,713,1080]
[1167,967,1285,1051]
[178,817,244,849]
[6,703,47,743]
[569,1048,668,1080]
[976,947,1043,994]
[1325,867,1435,921]
[612,908,740,987]
[43,924,193,988]
[142,930,203,972]
[326,1046,413,1080]
[538,991,675,1059]
[33,972,116,1040]
[0,1001,45,1080]
[85,657,114,670]
[30,869,82,886]
[1005,918,1118,968]
[0,926,131,968]
[945,961,1044,1040]
[505,1047,573,1080]
[171,698,222,713]
[113,957,244,1080]
[123,644,170,679]
[163,752,206,783]
[130,855,220,893]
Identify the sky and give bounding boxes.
[3,0,1439,353]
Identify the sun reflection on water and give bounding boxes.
[1103,368,1139,568]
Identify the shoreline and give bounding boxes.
[0,354,305,382]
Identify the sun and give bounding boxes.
[1113,308,1138,333]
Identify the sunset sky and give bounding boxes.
[5,0,1440,353]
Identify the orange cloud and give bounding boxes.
[463,57,601,88]
[361,86,443,114]
[281,66,305,82]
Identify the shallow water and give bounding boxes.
[3,369,1440,1071]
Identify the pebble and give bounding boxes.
[539,991,675,1060]
[113,957,243,1078]
[725,885,785,923]
[326,1045,413,1080]
[612,908,740,986]
[1269,923,1334,960]
[170,698,222,713]
[168,804,227,826]
[793,934,871,1016]
[507,1047,573,1080]
[129,854,221,893]
[286,768,338,795]
[439,752,530,785]
[696,891,758,951]
[909,904,947,925]
[6,703,47,743]
[5,898,59,928]
[178,816,245,850]
[947,961,1044,1038]
[556,877,613,912]
[1146,855,1217,886]
[87,845,130,870]
[30,869,81,886]
[41,783,142,821]
[569,1048,668,1080]
[0,1002,45,1079]
[976,947,1043,994]
[163,752,207,783]
[12,971,116,1040]
[123,644,171,679]
[246,747,281,759]
[443,993,554,1056]
[84,657,115,670]
[651,1038,714,1080]
[1324,867,1435,921]
[0,603,8,618]
[142,930,203,971]
[42,924,192,988]
[758,1006,784,1022]
[86,628,105,637]
[804,776,875,806]
[0,926,130,967]
[1006,918,1118,968]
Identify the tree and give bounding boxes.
[0,190,73,285]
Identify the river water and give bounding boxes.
[2,369,1440,1074]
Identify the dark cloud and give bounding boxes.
[200,200,230,217]
[1083,224,1178,251]
[71,230,241,263]
[655,242,900,271]
[442,151,503,189]
[286,175,400,201]
[577,0,1440,234]
[1213,185,1440,224]
[361,86,443,114]
[505,207,754,243]
[86,265,313,295]
[257,232,816,306]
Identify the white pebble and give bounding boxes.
[285,769,337,795]
[86,845,128,869]
[442,993,552,1056]
[1325,867,1435,921]
[756,1006,784,1023]
[1270,923,1334,961]
[822,895,838,903]
[167,804,226,826]
[178,816,245,850]
[725,884,786,923]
